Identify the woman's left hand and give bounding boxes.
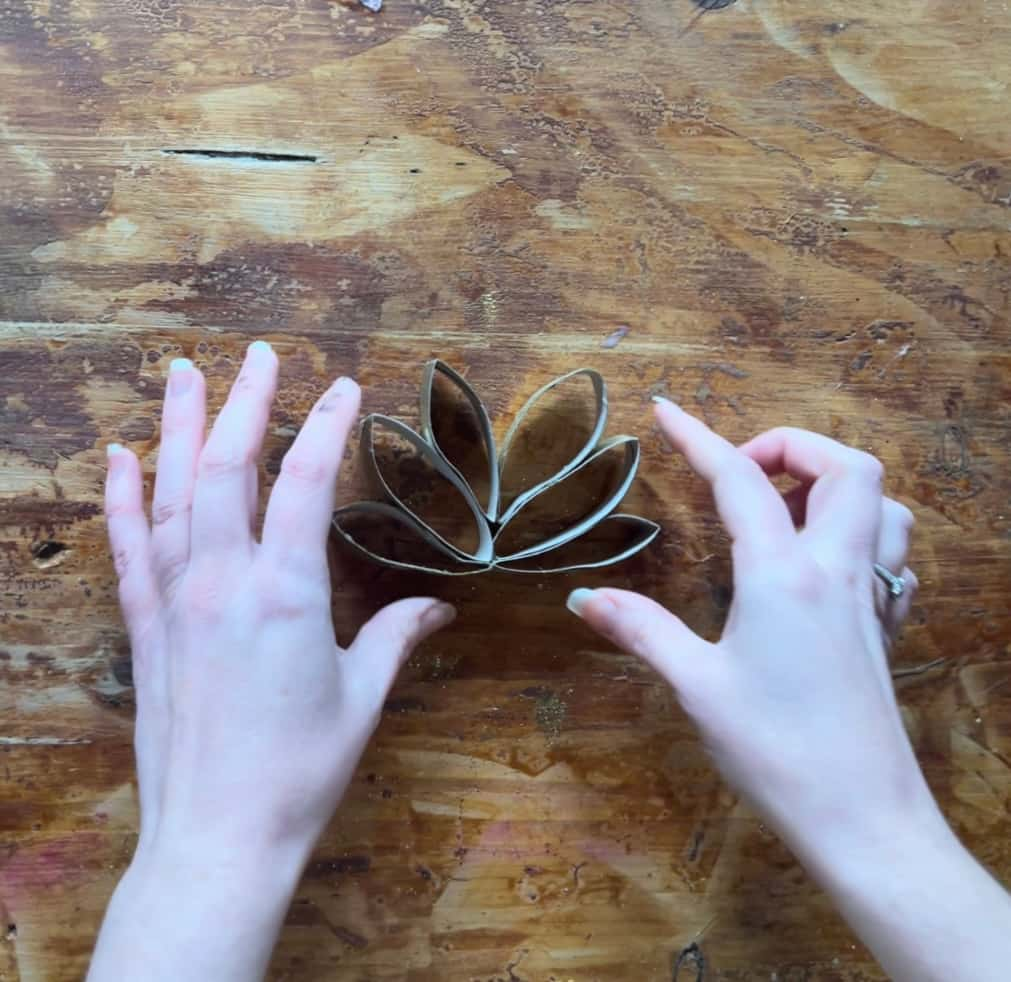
[89,341,454,982]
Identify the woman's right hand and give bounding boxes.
[568,398,928,849]
[568,400,1011,982]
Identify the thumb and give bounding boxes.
[566,587,707,684]
[348,597,456,694]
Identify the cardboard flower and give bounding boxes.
[331,360,659,574]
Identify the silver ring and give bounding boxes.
[873,563,906,599]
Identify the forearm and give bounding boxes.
[790,801,1011,982]
[88,839,308,982]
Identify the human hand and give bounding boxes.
[567,399,929,853]
[91,341,454,981]
[568,401,1011,982]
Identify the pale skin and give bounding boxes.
[90,342,1011,981]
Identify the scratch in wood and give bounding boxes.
[892,657,948,680]
[678,8,708,38]
[971,675,1010,702]
[792,118,1001,209]
[327,924,368,949]
[877,340,915,379]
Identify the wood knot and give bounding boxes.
[674,942,706,980]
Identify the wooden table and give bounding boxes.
[2,1,1009,978]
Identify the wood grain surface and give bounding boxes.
[2,0,1009,978]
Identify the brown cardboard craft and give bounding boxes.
[331,360,660,574]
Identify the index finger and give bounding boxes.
[261,375,361,559]
[738,427,884,558]
[653,398,794,554]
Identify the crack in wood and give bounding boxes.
[162,149,318,163]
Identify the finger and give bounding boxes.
[105,444,158,627]
[191,340,278,557]
[739,427,884,559]
[882,567,918,646]
[347,598,456,707]
[150,358,206,593]
[262,376,360,558]
[876,499,914,572]
[653,398,793,554]
[566,587,709,686]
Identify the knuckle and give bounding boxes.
[764,425,794,443]
[849,450,884,485]
[105,498,142,520]
[263,589,313,620]
[151,496,192,527]
[180,572,226,622]
[279,450,330,487]
[112,545,136,579]
[625,616,652,658]
[198,447,252,480]
[275,545,329,579]
[763,425,807,450]
[153,550,189,592]
[314,391,347,415]
[230,372,259,397]
[160,409,194,438]
[891,501,916,531]
[768,554,827,601]
[257,566,326,620]
[837,566,861,591]
[387,623,413,655]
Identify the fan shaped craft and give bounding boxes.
[331,360,660,574]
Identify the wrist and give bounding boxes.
[760,742,946,880]
[113,853,301,947]
[793,795,954,890]
[91,837,309,982]
[126,830,309,906]
[121,832,310,945]
[782,797,1011,982]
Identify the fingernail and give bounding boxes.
[168,357,193,395]
[566,587,595,617]
[249,339,273,356]
[651,395,678,408]
[332,375,356,393]
[106,443,126,471]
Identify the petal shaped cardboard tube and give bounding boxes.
[330,361,659,574]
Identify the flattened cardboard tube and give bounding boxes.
[330,360,659,574]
